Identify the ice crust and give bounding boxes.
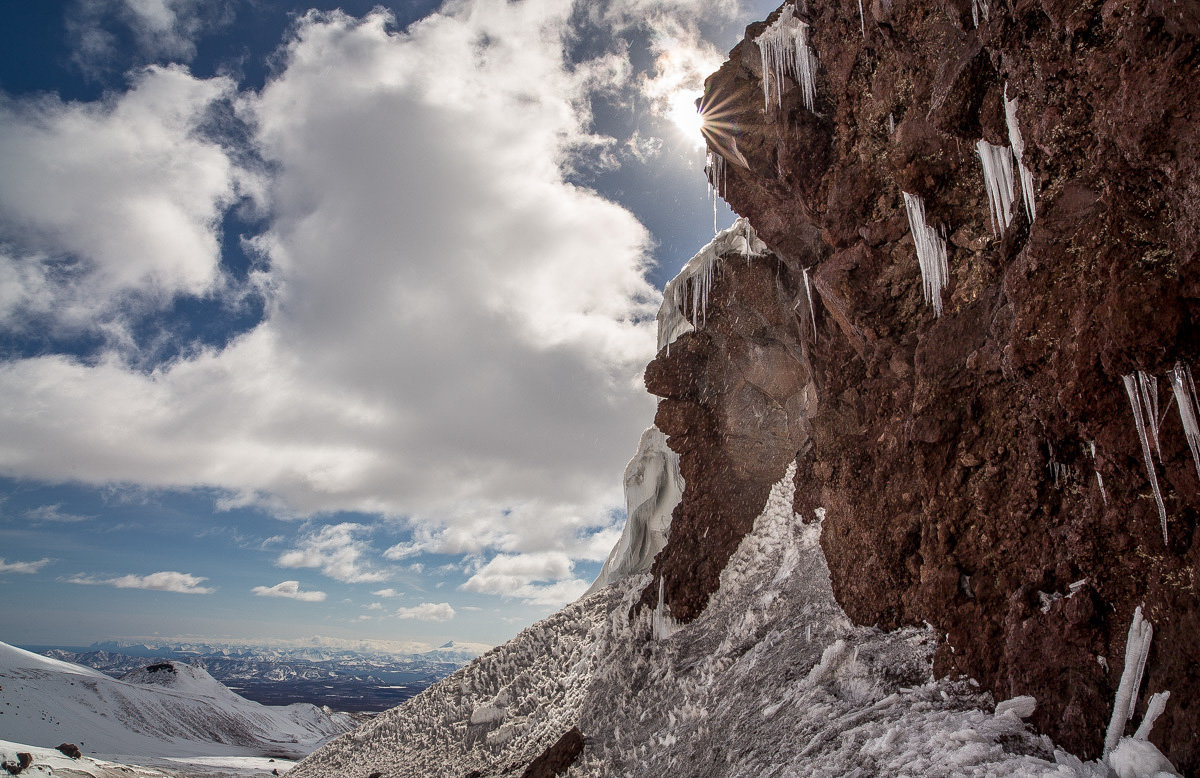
[288,465,1176,778]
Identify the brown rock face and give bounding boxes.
[643,0,1200,770]
[519,727,585,778]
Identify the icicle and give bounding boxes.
[901,192,950,316]
[1137,372,1162,459]
[857,0,865,37]
[1003,84,1037,223]
[976,140,1016,237]
[888,113,895,135]
[1170,361,1200,482]
[803,267,817,337]
[706,151,727,236]
[756,3,819,112]
[970,0,990,27]
[1103,607,1154,757]
[1133,691,1170,741]
[1097,471,1108,506]
[652,577,680,640]
[657,218,768,350]
[1124,373,1168,545]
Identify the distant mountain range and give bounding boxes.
[25,639,489,712]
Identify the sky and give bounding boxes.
[0,0,772,652]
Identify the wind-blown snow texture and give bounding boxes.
[290,467,1161,777]
[0,643,354,760]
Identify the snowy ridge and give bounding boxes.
[586,426,684,595]
[288,465,1167,777]
[656,217,768,351]
[0,642,354,760]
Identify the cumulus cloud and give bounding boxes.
[252,580,327,602]
[276,523,387,583]
[0,3,658,566]
[0,557,52,574]
[394,602,456,622]
[460,551,588,606]
[371,588,403,598]
[0,65,253,336]
[66,570,215,593]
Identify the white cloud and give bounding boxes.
[0,557,52,574]
[363,601,384,610]
[0,65,253,336]
[371,588,403,598]
[252,580,326,602]
[66,570,214,594]
[0,4,658,563]
[25,504,92,523]
[66,0,230,68]
[276,523,387,583]
[394,602,456,622]
[460,551,588,606]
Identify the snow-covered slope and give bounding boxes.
[0,644,354,760]
[291,466,1176,777]
[586,425,683,595]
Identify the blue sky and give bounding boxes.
[0,0,765,651]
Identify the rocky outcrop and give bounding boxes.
[642,0,1200,770]
[519,727,584,778]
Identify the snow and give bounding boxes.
[977,140,1015,237]
[586,426,684,595]
[1003,84,1037,223]
[756,2,818,112]
[656,217,768,352]
[0,642,353,763]
[0,739,173,778]
[1123,372,1168,544]
[901,192,949,316]
[287,463,1178,778]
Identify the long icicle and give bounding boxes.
[1124,373,1168,545]
[1171,361,1200,482]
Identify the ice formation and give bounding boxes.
[901,192,950,316]
[756,2,818,112]
[1124,372,1168,544]
[802,266,818,337]
[976,140,1016,236]
[1003,85,1037,223]
[1169,361,1200,481]
[657,217,768,352]
[1098,612,1181,777]
[586,426,685,596]
[970,0,990,26]
[706,151,727,234]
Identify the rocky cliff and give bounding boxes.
[642,0,1199,769]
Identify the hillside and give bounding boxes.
[0,641,354,761]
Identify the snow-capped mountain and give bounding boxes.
[290,465,1174,777]
[0,642,355,760]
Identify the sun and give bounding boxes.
[666,89,706,149]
